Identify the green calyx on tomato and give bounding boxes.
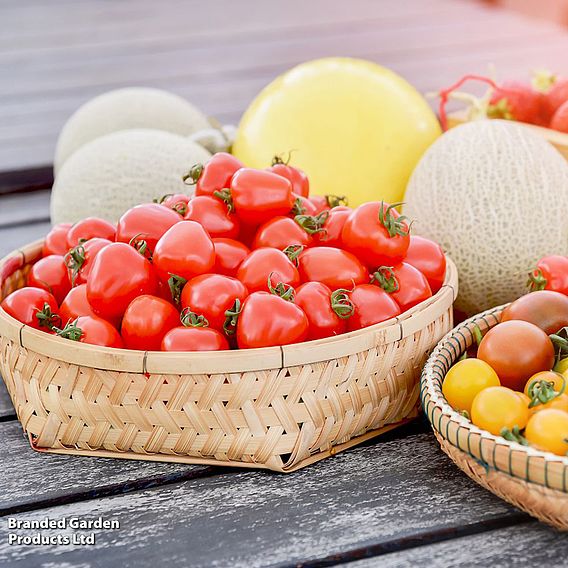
[65,244,86,286]
[330,288,354,319]
[500,425,529,446]
[526,372,566,408]
[326,195,349,208]
[168,274,188,307]
[527,268,547,292]
[213,188,234,213]
[268,273,295,302]
[291,197,305,216]
[370,266,400,294]
[129,233,151,259]
[378,201,410,238]
[294,211,329,235]
[182,163,204,186]
[550,326,568,364]
[282,244,306,266]
[223,298,242,336]
[54,319,84,341]
[180,307,209,328]
[35,302,62,330]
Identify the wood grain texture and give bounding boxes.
[348,522,567,568]
[0,433,522,568]
[0,420,207,513]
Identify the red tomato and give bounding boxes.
[371,263,432,312]
[58,315,124,348]
[27,255,71,304]
[269,158,309,197]
[292,194,318,216]
[347,284,401,331]
[43,223,72,257]
[478,321,555,391]
[237,248,300,292]
[308,195,330,215]
[528,255,568,296]
[65,237,112,286]
[59,284,97,324]
[236,291,308,348]
[181,274,248,333]
[342,202,410,268]
[544,77,568,120]
[153,221,215,282]
[162,326,229,351]
[316,207,352,247]
[67,217,116,247]
[121,295,180,351]
[116,203,181,253]
[550,100,568,133]
[488,81,546,126]
[404,235,447,294]
[184,195,240,239]
[156,193,191,216]
[229,169,294,226]
[184,152,243,197]
[212,238,250,277]
[297,247,368,290]
[252,216,313,250]
[295,282,352,340]
[1,287,59,330]
[86,242,158,322]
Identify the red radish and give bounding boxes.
[487,80,545,126]
[550,100,568,133]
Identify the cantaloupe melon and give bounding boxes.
[54,88,210,173]
[403,120,568,315]
[51,129,211,224]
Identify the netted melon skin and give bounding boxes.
[51,129,211,224]
[54,88,210,173]
[403,120,568,316]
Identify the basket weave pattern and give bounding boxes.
[1,240,457,472]
[421,306,568,529]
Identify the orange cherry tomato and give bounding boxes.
[525,409,568,455]
[471,386,530,436]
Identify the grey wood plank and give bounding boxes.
[347,522,567,568]
[0,420,208,513]
[0,433,522,568]
[0,379,15,419]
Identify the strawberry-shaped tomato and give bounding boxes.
[295,282,353,340]
[116,203,181,254]
[181,274,248,334]
[252,216,313,250]
[403,236,447,294]
[153,221,215,283]
[292,193,318,216]
[65,237,112,286]
[121,295,180,351]
[67,217,116,247]
[550,100,568,133]
[308,195,330,215]
[161,309,229,351]
[183,152,243,198]
[528,255,568,296]
[212,238,250,277]
[155,193,191,216]
[227,169,295,226]
[269,156,310,198]
[315,206,352,247]
[43,223,72,257]
[1,287,59,330]
[59,284,97,324]
[297,247,368,290]
[488,81,545,125]
[342,202,410,268]
[237,248,300,293]
[56,315,124,348]
[347,284,401,331]
[371,263,432,312]
[184,195,240,239]
[27,255,71,304]
[236,290,308,349]
[86,242,158,322]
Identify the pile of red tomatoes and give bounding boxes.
[1,153,447,352]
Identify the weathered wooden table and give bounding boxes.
[1,1,568,565]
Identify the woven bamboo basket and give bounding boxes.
[0,239,457,472]
[421,306,568,529]
[448,112,568,160]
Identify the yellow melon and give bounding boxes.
[54,87,210,173]
[51,129,211,224]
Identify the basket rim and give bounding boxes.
[421,304,568,470]
[0,238,458,374]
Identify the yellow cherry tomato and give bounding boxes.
[523,371,565,397]
[531,393,568,414]
[525,409,568,456]
[516,391,532,409]
[442,358,500,413]
[233,57,441,205]
[554,357,568,375]
[471,386,529,436]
